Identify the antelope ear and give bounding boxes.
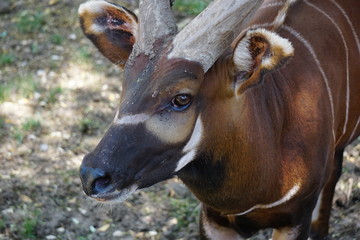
[79,1,138,68]
[232,28,294,94]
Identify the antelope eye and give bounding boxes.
[171,94,192,111]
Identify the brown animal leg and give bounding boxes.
[199,206,242,240]
[272,212,313,240]
[199,213,209,240]
[310,150,344,240]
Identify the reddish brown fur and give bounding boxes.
[191,0,360,239]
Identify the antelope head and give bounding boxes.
[79,0,264,203]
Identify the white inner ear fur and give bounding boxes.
[79,1,110,15]
[233,28,294,72]
[79,1,113,33]
[79,1,138,35]
[233,35,252,72]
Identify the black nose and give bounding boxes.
[80,166,111,196]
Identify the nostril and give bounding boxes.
[93,176,112,194]
[80,166,112,196]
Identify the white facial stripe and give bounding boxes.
[229,184,301,216]
[175,150,196,172]
[183,116,203,152]
[175,116,204,172]
[114,113,150,126]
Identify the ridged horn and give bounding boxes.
[135,0,177,57]
[168,0,264,72]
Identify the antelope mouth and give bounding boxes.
[90,184,138,203]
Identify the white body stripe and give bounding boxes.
[272,0,298,30]
[282,25,336,142]
[311,190,323,222]
[330,0,360,53]
[348,116,360,143]
[113,108,120,122]
[175,116,203,172]
[114,113,150,125]
[304,0,350,144]
[329,0,360,145]
[229,184,301,216]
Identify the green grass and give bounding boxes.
[0,83,11,102]
[80,118,100,135]
[16,10,46,33]
[18,207,42,239]
[0,53,16,66]
[8,118,42,143]
[0,75,39,102]
[50,34,64,45]
[20,218,38,239]
[0,218,6,231]
[59,169,79,184]
[0,116,6,138]
[12,127,24,143]
[22,118,42,133]
[47,86,63,104]
[0,116,5,129]
[31,42,40,54]
[76,236,89,240]
[173,0,211,15]
[16,76,38,99]
[76,46,92,63]
[169,197,199,229]
[0,31,7,38]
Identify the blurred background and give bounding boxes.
[0,0,359,239]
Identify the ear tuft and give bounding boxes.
[233,28,294,94]
[254,29,294,70]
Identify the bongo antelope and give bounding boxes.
[78,0,360,239]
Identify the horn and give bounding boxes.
[168,0,264,72]
[135,0,177,57]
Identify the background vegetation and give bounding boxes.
[0,0,359,239]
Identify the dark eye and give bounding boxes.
[170,94,192,111]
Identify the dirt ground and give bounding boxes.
[0,0,359,239]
